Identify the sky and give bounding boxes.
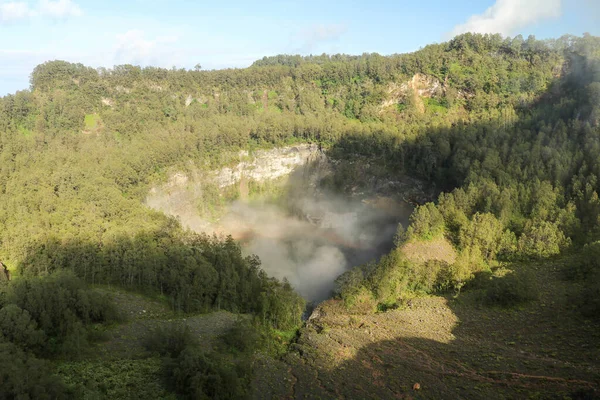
[1,0,599,95]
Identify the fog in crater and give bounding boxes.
[219,194,411,302]
[146,148,416,302]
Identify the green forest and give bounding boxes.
[1,32,600,398]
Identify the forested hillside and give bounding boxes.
[1,32,600,398]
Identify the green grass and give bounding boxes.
[57,358,174,399]
[17,125,33,137]
[84,113,101,130]
[424,97,449,114]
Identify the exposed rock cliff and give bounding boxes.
[213,144,326,188]
[380,73,444,111]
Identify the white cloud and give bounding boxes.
[113,29,181,66]
[450,0,562,37]
[0,1,35,22]
[0,0,82,23]
[115,30,155,63]
[294,23,347,52]
[39,0,82,18]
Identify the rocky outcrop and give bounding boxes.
[380,73,444,112]
[403,73,444,98]
[145,145,329,232]
[213,144,326,188]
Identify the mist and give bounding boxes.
[146,155,414,303]
[216,193,411,302]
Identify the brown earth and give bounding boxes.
[254,261,600,399]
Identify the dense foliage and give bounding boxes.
[2,32,600,397]
[17,227,304,329]
[334,33,600,310]
[0,271,119,398]
[144,322,253,399]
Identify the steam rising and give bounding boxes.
[219,196,410,301]
[146,155,413,302]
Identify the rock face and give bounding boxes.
[404,73,444,98]
[145,144,329,232]
[380,73,444,111]
[213,144,325,188]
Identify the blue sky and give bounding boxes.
[1,0,599,95]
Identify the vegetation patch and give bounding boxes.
[423,97,448,114]
[57,358,170,399]
[482,268,539,308]
[84,113,101,131]
[400,236,457,265]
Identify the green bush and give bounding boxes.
[0,304,46,353]
[5,270,118,356]
[0,342,71,399]
[221,319,262,354]
[258,278,306,330]
[144,322,252,399]
[337,252,468,312]
[56,358,169,400]
[405,203,445,241]
[562,242,600,281]
[484,270,538,308]
[406,260,450,293]
[517,220,570,259]
[575,272,600,320]
[144,323,198,358]
[344,286,378,314]
[335,266,372,308]
[164,347,248,400]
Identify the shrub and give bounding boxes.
[405,203,445,240]
[144,322,253,398]
[165,347,247,400]
[5,270,118,355]
[221,319,262,354]
[0,304,46,353]
[407,260,449,293]
[0,342,70,399]
[517,220,570,259]
[144,323,198,358]
[345,286,378,314]
[258,278,306,330]
[484,270,538,308]
[575,272,600,320]
[562,242,600,281]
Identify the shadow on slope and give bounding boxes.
[280,263,600,399]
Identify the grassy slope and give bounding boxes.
[55,288,242,399]
[255,260,600,399]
